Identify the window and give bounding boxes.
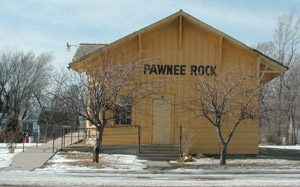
[28,123,33,131]
[120,96,131,104]
[114,105,132,125]
[21,122,33,131]
[23,123,28,130]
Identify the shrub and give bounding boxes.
[1,115,22,153]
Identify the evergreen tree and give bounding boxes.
[1,114,22,153]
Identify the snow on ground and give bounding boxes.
[260,145,300,150]
[39,151,147,172]
[0,171,300,187]
[38,151,300,175]
[1,149,300,186]
[0,143,43,169]
[177,157,300,167]
[0,143,43,148]
[0,149,22,168]
[98,154,147,171]
[170,157,300,173]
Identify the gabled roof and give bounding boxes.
[72,43,105,62]
[69,10,288,74]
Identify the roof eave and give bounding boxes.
[252,49,288,74]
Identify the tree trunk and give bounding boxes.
[291,114,296,145]
[93,126,103,163]
[220,145,227,165]
[277,75,284,145]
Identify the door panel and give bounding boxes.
[152,99,171,144]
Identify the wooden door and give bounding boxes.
[152,99,171,144]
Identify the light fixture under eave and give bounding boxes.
[66,42,78,52]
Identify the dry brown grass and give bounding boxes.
[46,152,115,169]
[66,160,107,168]
[66,152,92,160]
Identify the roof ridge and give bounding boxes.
[79,43,106,45]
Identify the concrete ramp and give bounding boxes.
[5,133,84,171]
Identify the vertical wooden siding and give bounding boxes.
[88,17,259,154]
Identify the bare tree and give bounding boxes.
[0,55,11,123]
[33,70,68,142]
[256,10,300,144]
[65,54,158,162]
[189,71,260,165]
[0,49,53,123]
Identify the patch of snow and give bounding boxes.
[39,163,94,173]
[260,145,300,150]
[169,157,300,173]
[0,149,22,168]
[172,157,300,166]
[38,152,147,172]
[99,154,147,171]
[68,151,90,154]
[47,153,82,163]
[0,143,43,148]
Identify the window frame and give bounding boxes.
[113,104,132,126]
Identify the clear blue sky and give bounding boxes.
[1,0,299,68]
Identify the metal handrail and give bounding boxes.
[22,129,39,152]
[22,126,141,154]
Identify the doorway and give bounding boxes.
[152,99,171,144]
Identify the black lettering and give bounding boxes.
[198,66,205,75]
[157,65,167,75]
[149,65,157,75]
[180,65,186,75]
[166,65,173,75]
[174,65,180,75]
[211,66,217,76]
[205,66,210,75]
[144,64,216,76]
[144,64,150,74]
[190,65,197,75]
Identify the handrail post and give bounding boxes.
[53,125,56,153]
[179,125,182,156]
[61,127,63,150]
[45,125,48,143]
[23,130,25,152]
[63,128,66,148]
[138,125,141,155]
[36,129,39,148]
[71,130,73,145]
[78,128,80,141]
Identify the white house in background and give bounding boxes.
[0,116,39,133]
[19,119,40,138]
[0,114,40,142]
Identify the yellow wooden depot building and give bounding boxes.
[69,10,287,155]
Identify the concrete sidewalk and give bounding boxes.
[5,133,84,171]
